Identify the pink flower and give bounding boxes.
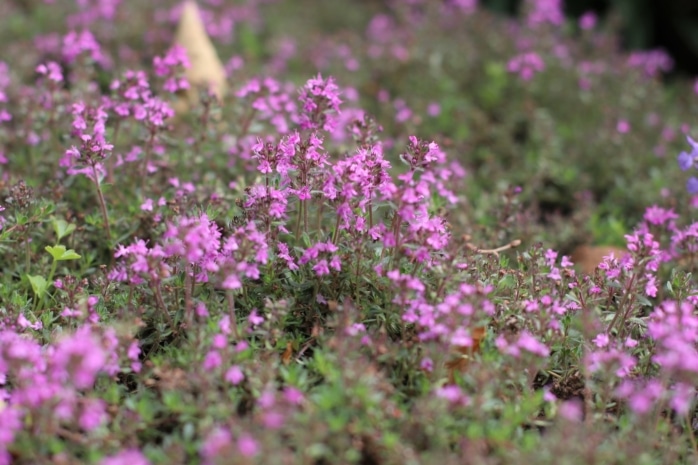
[225,365,245,385]
[526,0,564,28]
[627,49,674,78]
[579,11,597,30]
[592,333,609,348]
[427,102,441,117]
[237,434,259,457]
[298,74,342,132]
[283,386,304,405]
[435,385,469,405]
[17,314,42,330]
[36,61,63,82]
[100,449,150,465]
[262,411,285,429]
[202,351,222,370]
[201,428,232,463]
[248,310,264,326]
[670,382,695,415]
[559,400,583,422]
[79,398,107,431]
[517,332,550,357]
[420,357,434,372]
[645,274,658,297]
[616,119,631,134]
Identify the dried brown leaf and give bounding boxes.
[282,341,293,365]
[570,245,628,275]
[446,326,487,384]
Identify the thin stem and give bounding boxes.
[141,131,156,193]
[331,214,341,245]
[354,241,362,300]
[606,272,638,336]
[686,413,698,459]
[152,282,174,329]
[295,199,303,241]
[37,258,58,313]
[303,197,309,235]
[315,202,325,237]
[107,119,121,184]
[184,262,193,328]
[227,289,239,339]
[24,235,31,274]
[92,164,112,244]
[465,239,522,256]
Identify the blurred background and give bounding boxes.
[478,0,698,77]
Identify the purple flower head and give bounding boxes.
[525,0,564,28]
[643,205,678,226]
[579,11,597,30]
[678,135,698,171]
[627,49,674,78]
[154,45,190,93]
[62,30,104,65]
[298,74,342,132]
[36,61,64,83]
[225,365,245,385]
[201,427,232,464]
[51,325,109,389]
[688,177,698,194]
[237,434,259,457]
[62,102,113,170]
[508,52,545,81]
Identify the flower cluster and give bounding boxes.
[0,324,135,464]
[62,101,112,178]
[508,51,546,81]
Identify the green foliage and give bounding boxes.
[1,1,698,464]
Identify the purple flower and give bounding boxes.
[592,333,609,348]
[627,49,674,78]
[435,385,470,406]
[420,357,434,372]
[298,74,342,132]
[643,205,678,226]
[517,331,550,357]
[248,310,264,326]
[202,350,222,370]
[559,400,583,422]
[678,135,698,171]
[526,0,564,27]
[687,177,698,194]
[579,11,597,30]
[201,427,232,463]
[507,52,545,81]
[670,382,695,415]
[283,386,304,405]
[237,434,259,457]
[678,151,694,171]
[225,365,245,385]
[36,61,63,83]
[79,398,107,431]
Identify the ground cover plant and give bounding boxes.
[3,0,698,463]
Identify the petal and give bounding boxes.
[687,177,698,194]
[678,151,693,171]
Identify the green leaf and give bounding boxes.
[51,218,76,242]
[45,245,81,261]
[27,274,48,299]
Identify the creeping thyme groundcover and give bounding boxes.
[3,0,698,463]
